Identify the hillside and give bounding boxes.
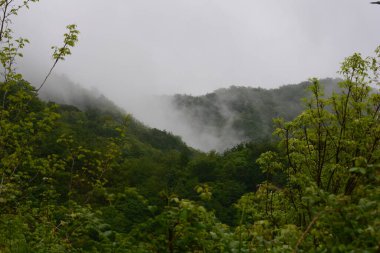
[1,64,378,252]
[169,78,340,151]
[1,1,378,252]
[39,75,340,152]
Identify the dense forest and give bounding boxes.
[0,1,379,252]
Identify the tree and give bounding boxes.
[0,1,82,251]
[236,46,380,252]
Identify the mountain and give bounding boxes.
[2,74,377,252]
[168,78,340,151]
[39,75,340,152]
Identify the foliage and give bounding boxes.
[234,47,380,252]
[0,1,378,252]
[123,194,234,253]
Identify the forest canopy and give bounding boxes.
[0,1,379,252]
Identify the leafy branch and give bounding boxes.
[37,24,79,92]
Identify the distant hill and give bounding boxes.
[169,78,340,150]
[38,75,341,152]
[38,74,192,155]
[38,74,124,114]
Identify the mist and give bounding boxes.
[36,75,340,152]
[36,74,242,151]
[124,93,245,152]
[14,0,380,151]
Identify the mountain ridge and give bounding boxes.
[38,75,341,152]
[169,78,341,151]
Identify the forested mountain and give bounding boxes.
[2,63,376,252]
[0,75,275,251]
[39,75,341,153]
[38,74,193,154]
[170,78,340,150]
[0,1,379,252]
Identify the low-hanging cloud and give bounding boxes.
[12,0,380,151]
[14,0,380,99]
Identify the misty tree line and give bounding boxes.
[0,1,379,252]
[170,78,340,151]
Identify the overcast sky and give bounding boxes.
[14,0,380,104]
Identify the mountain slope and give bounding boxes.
[169,78,340,151]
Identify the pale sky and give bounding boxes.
[14,0,380,104]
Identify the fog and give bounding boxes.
[38,74,243,151]
[38,75,338,152]
[12,0,380,151]
[129,93,246,152]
